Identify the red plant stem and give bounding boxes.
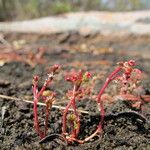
[37,76,52,98]
[62,85,76,135]
[62,100,73,135]
[72,98,80,137]
[33,97,44,139]
[33,82,44,139]
[97,67,122,123]
[33,75,53,139]
[83,67,122,142]
[97,67,122,103]
[83,124,102,142]
[62,84,81,140]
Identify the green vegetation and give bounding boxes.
[0,0,149,21]
[51,1,72,14]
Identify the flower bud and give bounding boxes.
[128,60,136,66]
[52,64,60,72]
[33,75,39,82]
[85,72,92,78]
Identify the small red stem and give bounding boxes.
[37,78,52,98]
[97,67,122,126]
[72,98,80,137]
[83,67,122,142]
[62,85,76,135]
[97,67,122,103]
[62,84,81,141]
[33,75,53,139]
[33,82,44,139]
[33,98,44,139]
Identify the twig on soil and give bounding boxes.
[0,94,89,114]
[0,94,149,124]
[0,94,149,125]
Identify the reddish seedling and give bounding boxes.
[32,60,149,143]
[32,64,60,139]
[62,70,91,143]
[83,60,149,142]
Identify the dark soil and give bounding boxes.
[0,33,150,150]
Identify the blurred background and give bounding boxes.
[0,0,150,21]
